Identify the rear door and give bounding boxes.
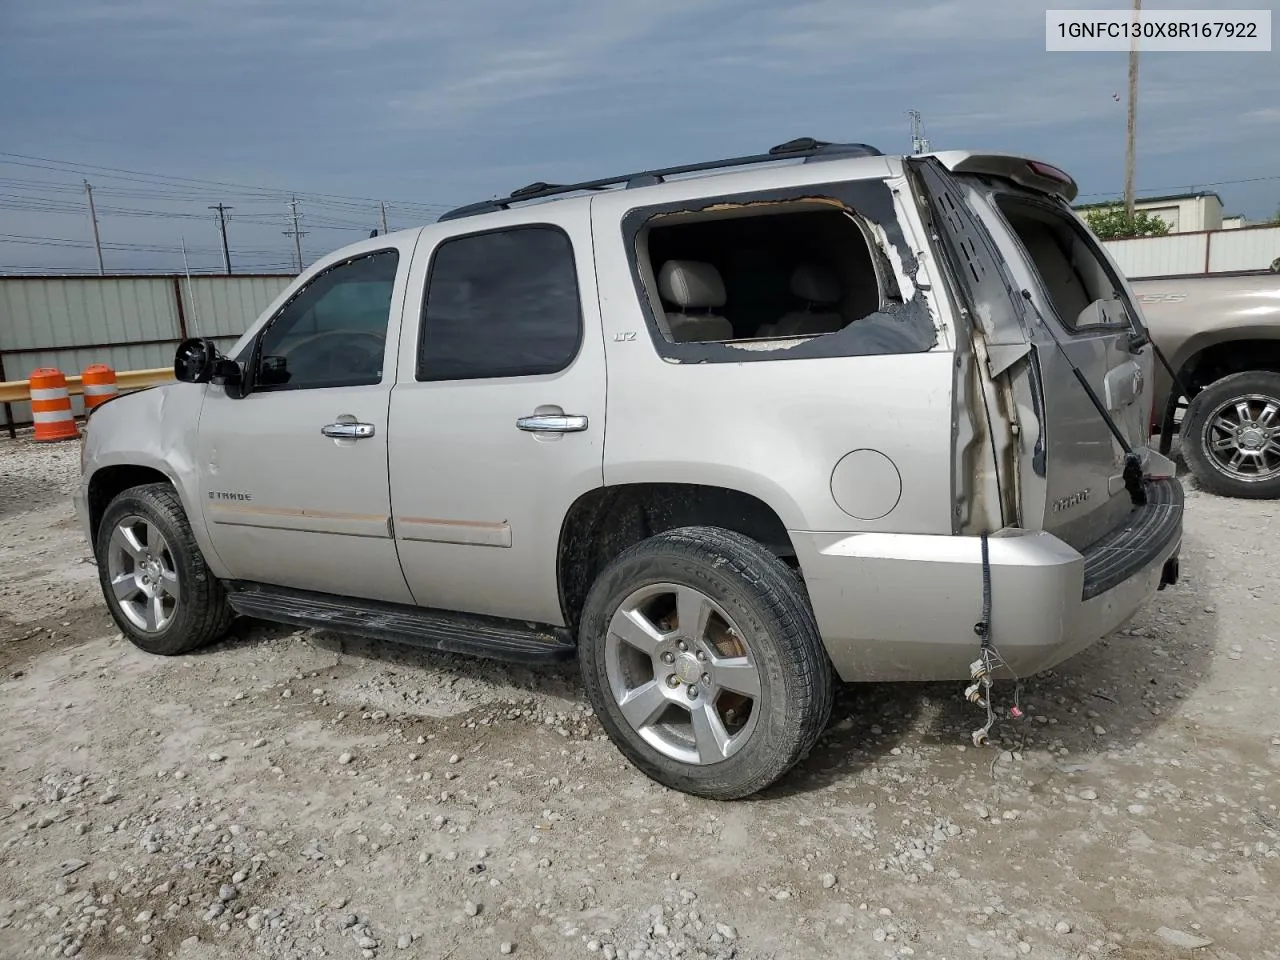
[910,158,1153,549]
[387,208,607,625]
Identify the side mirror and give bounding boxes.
[175,338,245,396]
[174,337,219,383]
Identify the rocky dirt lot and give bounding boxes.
[1,436,1277,960]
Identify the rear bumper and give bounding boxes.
[796,478,1184,682]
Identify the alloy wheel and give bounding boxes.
[604,582,763,765]
[105,515,180,634]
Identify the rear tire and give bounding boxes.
[577,526,833,800]
[1182,371,1280,499]
[96,483,235,655]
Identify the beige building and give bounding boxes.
[1077,190,1233,234]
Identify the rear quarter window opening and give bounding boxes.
[623,184,939,362]
[641,204,887,344]
[991,193,1131,335]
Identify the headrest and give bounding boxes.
[790,264,841,304]
[658,260,726,309]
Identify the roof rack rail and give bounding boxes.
[437,137,883,222]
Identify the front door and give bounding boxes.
[388,211,607,624]
[196,239,418,604]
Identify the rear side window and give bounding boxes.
[417,226,583,381]
[642,206,887,342]
[620,178,939,365]
[993,196,1128,333]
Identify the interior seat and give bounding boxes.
[770,264,846,337]
[657,260,734,343]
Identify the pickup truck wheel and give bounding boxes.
[1182,371,1280,499]
[96,482,235,656]
[578,526,833,800]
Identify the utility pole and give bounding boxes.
[284,196,308,273]
[380,201,389,235]
[1124,0,1141,221]
[209,203,233,275]
[907,110,930,155]
[83,180,104,275]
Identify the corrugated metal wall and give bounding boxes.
[0,274,293,428]
[1206,227,1280,274]
[1102,225,1280,279]
[1105,233,1207,277]
[182,276,293,341]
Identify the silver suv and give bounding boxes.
[75,137,1184,799]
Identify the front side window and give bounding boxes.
[418,225,582,381]
[255,249,399,390]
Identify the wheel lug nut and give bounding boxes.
[686,685,698,699]
[661,652,675,665]
[696,651,706,662]
[701,673,710,684]
[666,675,680,689]
[677,640,687,652]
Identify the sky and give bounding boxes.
[0,0,1276,275]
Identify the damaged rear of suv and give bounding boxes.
[77,137,1182,800]
[585,142,1183,673]
[573,141,1183,782]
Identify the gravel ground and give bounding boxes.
[1,435,1278,960]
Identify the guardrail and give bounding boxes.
[0,367,175,405]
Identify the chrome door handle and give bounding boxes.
[321,422,375,439]
[516,414,588,433]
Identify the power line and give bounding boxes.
[0,151,456,214]
[1077,173,1280,201]
[0,233,287,256]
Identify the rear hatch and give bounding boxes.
[908,154,1158,550]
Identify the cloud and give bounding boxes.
[1,0,1277,277]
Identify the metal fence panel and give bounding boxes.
[0,277,180,352]
[0,273,294,430]
[1207,225,1280,274]
[182,276,293,340]
[1103,233,1207,278]
[1,342,175,424]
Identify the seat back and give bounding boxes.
[772,263,845,337]
[658,260,734,342]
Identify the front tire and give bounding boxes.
[1182,371,1280,499]
[96,483,235,655]
[578,526,833,800]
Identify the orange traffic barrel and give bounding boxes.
[82,363,119,411]
[28,367,79,442]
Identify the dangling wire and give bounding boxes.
[966,533,1023,747]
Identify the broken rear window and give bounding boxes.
[622,179,937,363]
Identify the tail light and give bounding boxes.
[1027,160,1072,185]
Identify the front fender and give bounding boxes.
[81,382,228,577]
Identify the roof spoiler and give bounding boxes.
[925,151,1079,203]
